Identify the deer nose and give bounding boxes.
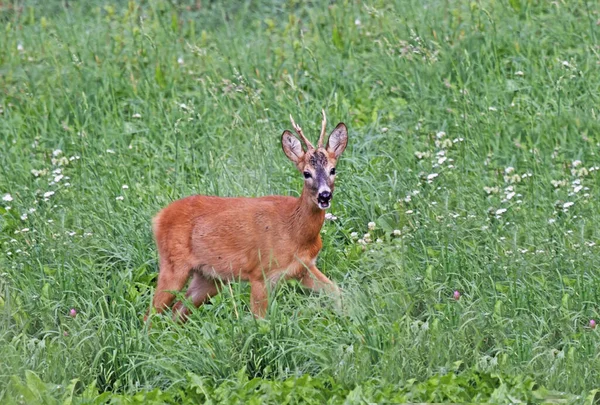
[318,191,332,203]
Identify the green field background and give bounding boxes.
[1,0,600,403]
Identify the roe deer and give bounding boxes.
[147,111,348,320]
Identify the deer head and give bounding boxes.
[282,110,348,210]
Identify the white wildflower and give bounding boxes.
[325,213,337,221]
[515,71,524,76]
[2,193,13,202]
[505,167,515,174]
[505,174,521,183]
[116,196,124,201]
[495,208,507,216]
[106,149,115,154]
[21,228,30,232]
[436,131,446,138]
[573,185,583,193]
[17,43,24,52]
[52,156,69,166]
[52,149,63,157]
[177,57,184,65]
[488,106,498,112]
[427,173,438,181]
[132,113,142,119]
[43,191,55,198]
[548,218,556,224]
[54,174,64,182]
[572,160,582,167]
[122,184,129,189]
[563,201,574,209]
[368,222,376,231]
[505,192,516,200]
[350,232,358,239]
[354,18,361,26]
[393,229,401,236]
[31,169,48,177]
[406,210,414,214]
[20,213,27,221]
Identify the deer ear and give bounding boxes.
[282,130,305,164]
[326,123,348,159]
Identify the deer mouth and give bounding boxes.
[318,201,331,210]
[317,195,331,210]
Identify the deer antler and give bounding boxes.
[289,114,315,150]
[317,109,327,148]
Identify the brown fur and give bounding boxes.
[146,117,348,320]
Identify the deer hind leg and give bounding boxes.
[146,257,191,320]
[172,272,220,321]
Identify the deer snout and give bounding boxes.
[317,190,332,209]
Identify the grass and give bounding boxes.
[1,0,600,402]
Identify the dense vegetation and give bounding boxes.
[1,0,600,402]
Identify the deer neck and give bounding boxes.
[288,186,325,245]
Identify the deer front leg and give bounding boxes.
[250,280,268,318]
[300,265,343,311]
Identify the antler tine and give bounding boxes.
[317,109,327,148]
[289,114,315,150]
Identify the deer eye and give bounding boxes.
[303,171,312,179]
[330,168,336,176]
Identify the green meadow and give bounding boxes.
[1,0,600,402]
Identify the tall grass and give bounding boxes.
[1,0,600,402]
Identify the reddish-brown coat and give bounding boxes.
[153,188,324,285]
